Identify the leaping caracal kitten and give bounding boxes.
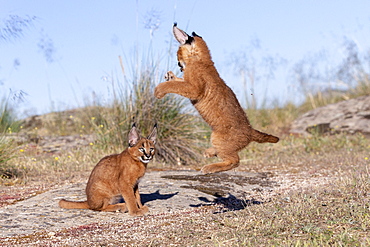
[155,23,279,174]
[59,124,157,216]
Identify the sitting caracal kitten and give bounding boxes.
[155,23,279,174]
[59,124,157,216]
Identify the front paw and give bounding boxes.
[164,71,176,81]
[129,205,149,216]
[154,86,166,99]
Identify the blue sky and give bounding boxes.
[1,0,370,116]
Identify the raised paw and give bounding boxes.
[164,71,176,81]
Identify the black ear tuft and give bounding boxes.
[173,22,177,27]
[132,122,136,128]
[192,32,201,38]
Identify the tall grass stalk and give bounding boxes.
[0,96,20,133]
[0,96,20,179]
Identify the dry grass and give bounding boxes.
[199,165,367,246]
[297,73,370,114]
[239,132,370,173]
[208,173,369,246]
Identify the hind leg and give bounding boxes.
[201,132,242,174]
[89,196,128,212]
[201,152,240,174]
[101,203,127,212]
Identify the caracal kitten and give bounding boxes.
[59,124,157,216]
[155,23,279,174]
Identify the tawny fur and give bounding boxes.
[155,24,279,174]
[59,124,157,216]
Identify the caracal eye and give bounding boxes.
[139,148,145,152]
[150,148,154,152]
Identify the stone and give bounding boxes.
[290,95,370,136]
[0,170,277,237]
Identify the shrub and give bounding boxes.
[0,97,21,179]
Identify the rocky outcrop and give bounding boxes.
[290,95,370,136]
[6,108,98,153]
[6,133,95,153]
[0,170,277,237]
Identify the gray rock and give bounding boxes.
[290,95,370,136]
[0,170,276,237]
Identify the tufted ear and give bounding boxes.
[192,31,201,38]
[173,22,191,45]
[128,123,141,147]
[147,123,157,144]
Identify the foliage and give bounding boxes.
[246,102,299,134]
[298,76,370,114]
[0,14,37,42]
[0,97,20,179]
[0,136,21,179]
[0,96,21,133]
[294,38,370,113]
